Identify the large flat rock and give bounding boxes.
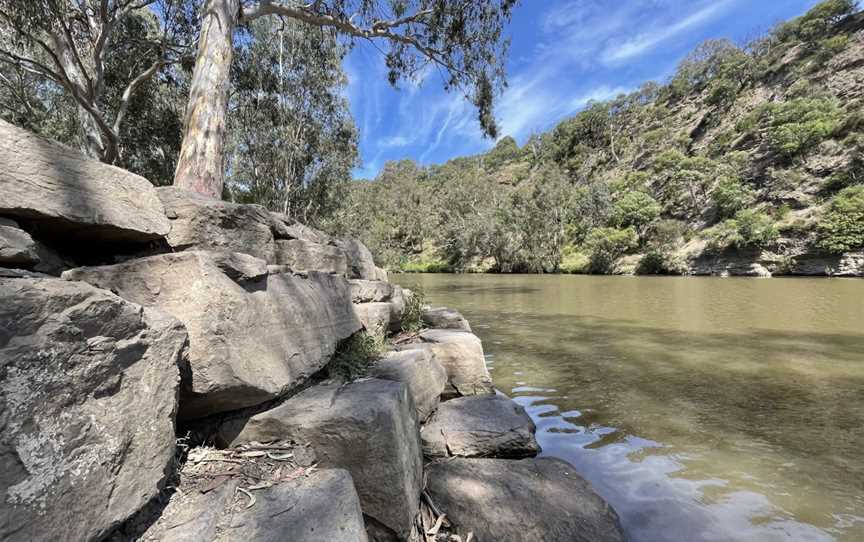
[349,279,394,303]
[220,379,423,540]
[0,120,169,242]
[421,307,471,332]
[0,277,186,542]
[369,349,447,421]
[421,395,540,458]
[63,251,360,418]
[425,458,625,542]
[353,302,392,333]
[274,238,348,275]
[397,329,493,398]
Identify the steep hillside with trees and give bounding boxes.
[331,0,864,276]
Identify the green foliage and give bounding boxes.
[774,0,857,45]
[559,246,590,274]
[400,287,427,333]
[712,176,756,218]
[705,209,779,250]
[611,191,661,235]
[817,186,864,252]
[584,227,639,274]
[329,329,385,381]
[763,98,842,159]
[399,260,453,273]
[484,136,523,169]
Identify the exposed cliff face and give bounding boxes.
[336,3,864,277]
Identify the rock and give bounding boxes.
[140,470,367,542]
[421,307,471,332]
[0,218,38,266]
[0,119,169,242]
[0,277,187,542]
[349,279,394,303]
[397,330,493,398]
[369,349,447,420]
[425,458,624,542]
[220,379,423,540]
[270,212,332,245]
[156,187,276,261]
[786,251,864,277]
[387,285,406,333]
[273,239,348,275]
[338,239,387,280]
[353,302,392,333]
[420,395,539,458]
[63,251,360,418]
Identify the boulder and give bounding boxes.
[387,285,406,333]
[63,251,360,418]
[139,470,368,542]
[420,395,539,458]
[273,238,348,275]
[349,279,394,303]
[156,187,276,261]
[0,120,169,242]
[397,329,493,398]
[270,212,332,245]
[338,239,387,280]
[0,218,38,266]
[220,379,423,540]
[425,458,624,542]
[369,349,447,420]
[0,277,187,542]
[353,302,392,333]
[421,307,471,332]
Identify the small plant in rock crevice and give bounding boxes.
[400,286,427,333]
[328,325,386,382]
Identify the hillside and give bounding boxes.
[329,0,864,277]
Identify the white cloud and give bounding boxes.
[379,135,410,148]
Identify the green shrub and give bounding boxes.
[329,328,385,381]
[712,176,755,218]
[705,209,779,250]
[817,185,864,252]
[400,287,427,333]
[399,259,453,273]
[559,246,590,274]
[764,98,842,159]
[636,250,688,275]
[611,191,662,235]
[584,227,638,274]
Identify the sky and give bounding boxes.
[344,0,825,179]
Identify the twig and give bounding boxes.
[237,487,256,509]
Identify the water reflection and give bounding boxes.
[394,274,864,542]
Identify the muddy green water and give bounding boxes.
[392,274,864,542]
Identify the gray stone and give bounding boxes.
[353,302,392,333]
[0,218,38,266]
[349,279,394,303]
[397,329,493,398]
[220,379,423,540]
[63,251,360,418]
[140,470,367,542]
[425,458,625,542]
[0,277,187,542]
[421,395,540,458]
[421,307,471,332]
[369,349,447,420]
[270,212,332,245]
[338,238,386,280]
[0,120,169,242]
[273,238,348,275]
[157,187,276,261]
[387,285,406,333]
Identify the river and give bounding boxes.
[392,274,864,542]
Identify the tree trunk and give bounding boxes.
[173,0,239,198]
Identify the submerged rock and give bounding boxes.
[421,394,540,458]
[220,379,423,540]
[63,251,360,418]
[421,307,472,332]
[0,277,187,542]
[0,119,169,243]
[369,349,447,420]
[425,457,624,542]
[397,329,493,398]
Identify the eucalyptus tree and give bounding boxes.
[0,0,197,164]
[174,0,519,199]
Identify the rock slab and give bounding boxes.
[63,251,360,418]
[369,349,447,421]
[425,458,625,542]
[421,395,540,458]
[398,329,493,398]
[221,379,422,540]
[0,277,187,542]
[421,307,471,332]
[0,120,169,242]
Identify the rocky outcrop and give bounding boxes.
[273,238,348,274]
[397,329,493,398]
[0,218,38,267]
[421,307,471,332]
[0,119,169,243]
[369,349,447,420]
[0,277,187,542]
[349,279,394,303]
[425,458,625,542]
[338,238,388,281]
[220,379,423,540]
[63,251,360,418]
[421,395,539,458]
[353,301,392,332]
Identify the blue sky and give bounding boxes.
[344,0,824,179]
